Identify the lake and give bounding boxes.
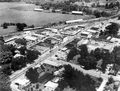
[0,2,90,35]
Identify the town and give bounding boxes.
[0,15,120,91]
[1,0,120,91]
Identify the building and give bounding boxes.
[66,19,83,24]
[77,39,89,46]
[80,31,92,38]
[43,81,58,91]
[110,37,120,44]
[41,59,62,67]
[71,11,83,15]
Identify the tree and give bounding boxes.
[0,51,13,65]
[101,50,115,72]
[25,68,39,83]
[18,46,27,55]
[93,10,101,18]
[58,65,96,91]
[16,23,27,31]
[1,44,16,55]
[2,22,8,29]
[1,64,12,75]
[11,56,27,71]
[0,36,4,43]
[79,44,89,59]
[67,47,79,61]
[15,38,27,45]
[106,77,114,85]
[105,23,119,36]
[26,49,40,63]
[0,70,12,91]
[112,46,120,65]
[94,48,102,61]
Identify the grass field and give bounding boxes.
[0,2,91,35]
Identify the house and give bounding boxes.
[13,79,30,90]
[24,36,37,41]
[43,81,58,91]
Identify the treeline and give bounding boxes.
[0,37,41,91]
[1,22,34,31]
[40,2,113,18]
[67,43,120,73]
[105,1,120,9]
[0,0,21,2]
[0,38,41,75]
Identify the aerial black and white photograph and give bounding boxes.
[0,0,120,91]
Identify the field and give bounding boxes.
[0,2,91,35]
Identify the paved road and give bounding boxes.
[97,79,108,91]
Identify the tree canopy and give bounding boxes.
[16,23,27,31]
[25,68,39,83]
[0,70,11,91]
[11,56,27,71]
[15,38,27,45]
[58,65,96,91]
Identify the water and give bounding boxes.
[0,2,88,35]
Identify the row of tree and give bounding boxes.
[105,2,120,9]
[67,43,120,72]
[0,36,12,91]
[1,22,35,31]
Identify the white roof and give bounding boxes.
[103,44,114,52]
[66,19,83,24]
[77,39,86,45]
[44,81,58,89]
[110,38,120,43]
[45,28,58,32]
[42,60,61,67]
[33,34,44,38]
[62,37,68,43]
[13,54,23,58]
[72,11,83,14]
[81,31,90,35]
[51,77,61,83]
[14,79,29,86]
[87,45,99,51]
[24,36,37,41]
[5,36,17,42]
[61,47,67,51]
[83,40,89,44]
[87,29,97,33]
